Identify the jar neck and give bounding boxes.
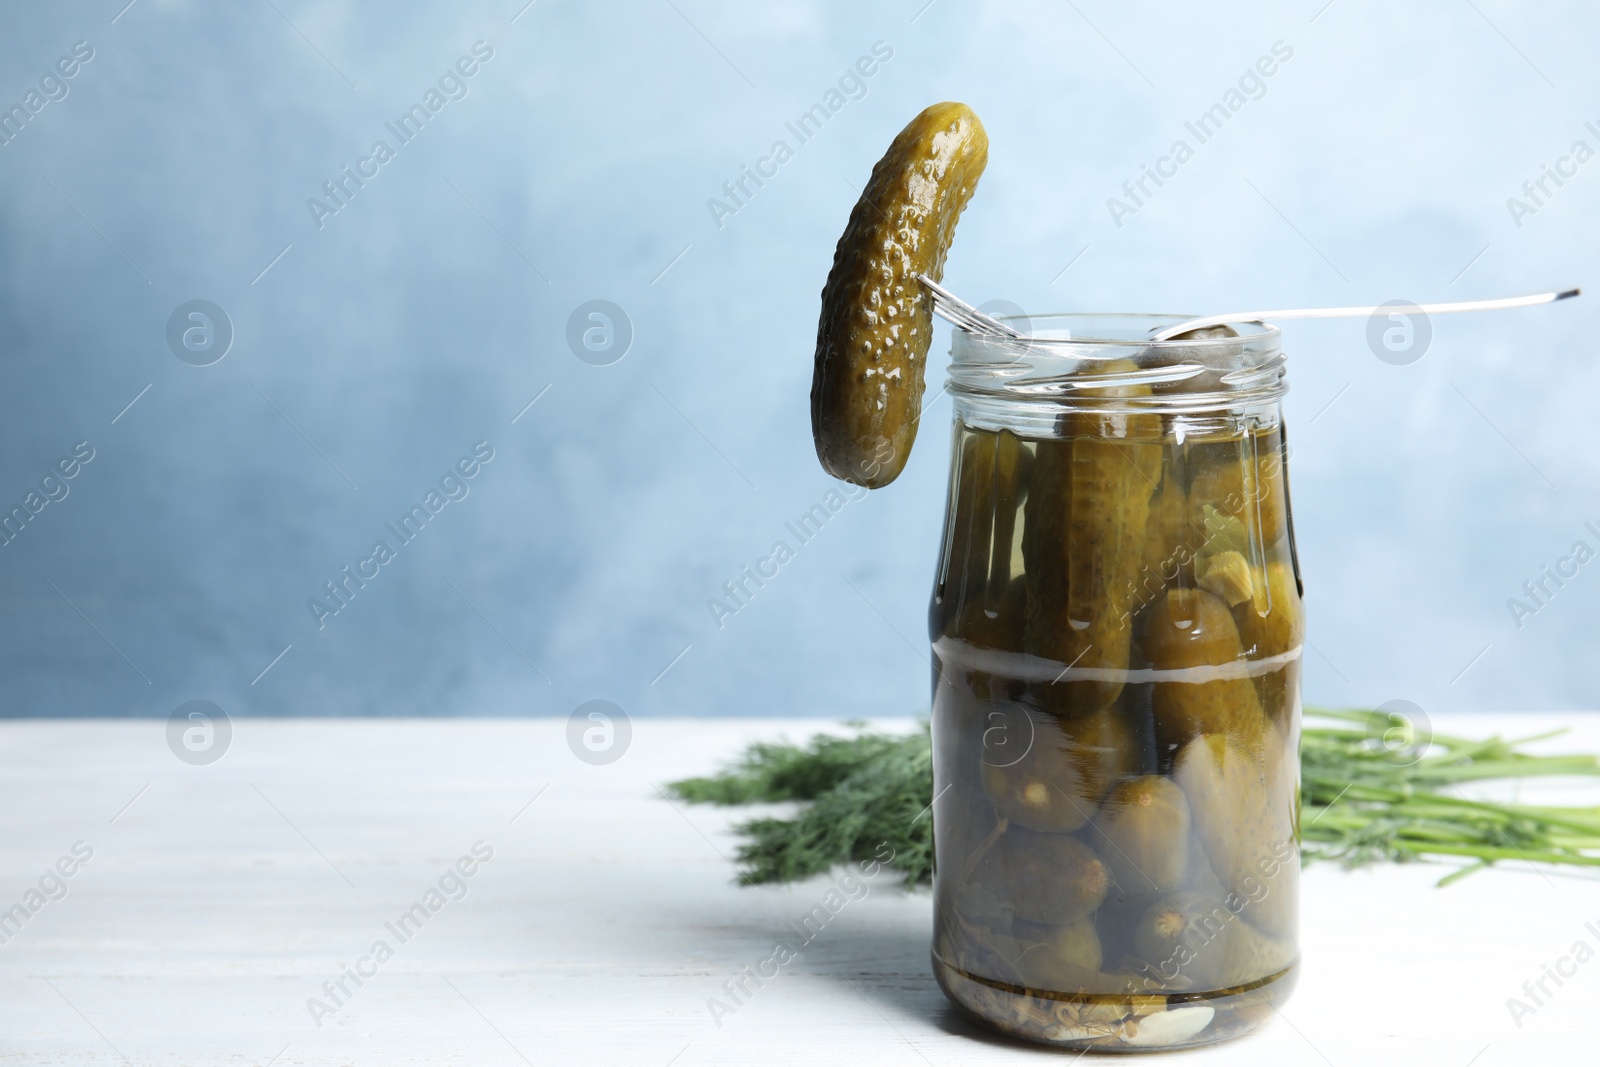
[950,392,1285,440]
[944,313,1288,438]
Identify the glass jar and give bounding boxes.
[928,314,1301,1051]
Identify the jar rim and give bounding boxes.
[946,311,1288,418]
[975,311,1282,348]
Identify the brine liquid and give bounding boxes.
[928,418,1302,1051]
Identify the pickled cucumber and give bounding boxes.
[812,102,989,488]
[980,703,1129,832]
[1011,918,1105,988]
[951,872,1016,931]
[1133,893,1234,989]
[1143,587,1266,755]
[936,784,999,877]
[939,428,1026,639]
[971,826,1109,924]
[1133,891,1293,990]
[1188,441,1288,549]
[1196,550,1254,607]
[1173,325,1239,340]
[1020,439,1073,667]
[932,431,989,640]
[1092,776,1191,897]
[1137,463,1195,606]
[1233,560,1302,659]
[956,575,1026,651]
[1222,907,1297,984]
[1022,367,1162,712]
[1172,734,1298,937]
[1232,560,1303,719]
[984,429,1028,594]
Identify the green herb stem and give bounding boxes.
[667,711,1600,888]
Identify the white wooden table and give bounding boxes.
[2,715,1597,1065]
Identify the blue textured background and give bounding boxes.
[0,0,1595,718]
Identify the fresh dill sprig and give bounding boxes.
[668,710,1600,889]
[672,724,934,887]
[668,721,914,805]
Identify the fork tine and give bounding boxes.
[916,273,1026,339]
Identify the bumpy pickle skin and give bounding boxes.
[1143,587,1266,756]
[1022,363,1162,712]
[980,703,1130,832]
[1173,733,1298,938]
[1136,461,1196,607]
[811,102,989,488]
[1092,775,1191,897]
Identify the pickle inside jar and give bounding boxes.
[930,412,1300,1045]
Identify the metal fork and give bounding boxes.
[916,274,1027,339]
